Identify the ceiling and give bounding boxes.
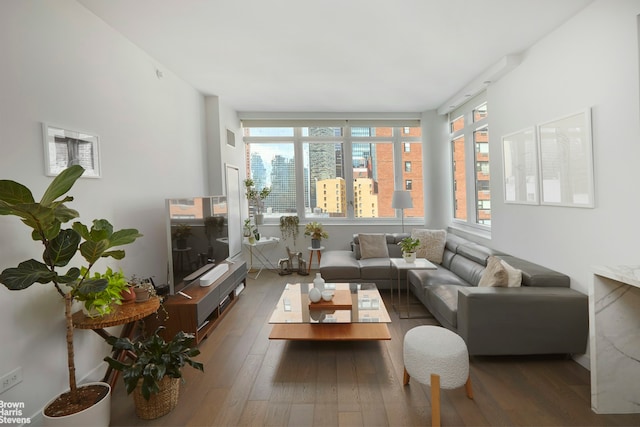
[78,0,594,113]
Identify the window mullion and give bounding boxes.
[344,127,355,219]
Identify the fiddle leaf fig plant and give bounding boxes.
[0,165,143,413]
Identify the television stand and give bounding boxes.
[148,259,247,345]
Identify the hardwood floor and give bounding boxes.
[110,270,640,426]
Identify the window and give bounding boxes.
[449,95,490,227]
[404,161,411,172]
[244,124,423,222]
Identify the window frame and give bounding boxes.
[449,92,491,231]
[243,124,423,224]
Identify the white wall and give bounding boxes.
[487,0,640,366]
[0,0,207,420]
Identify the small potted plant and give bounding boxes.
[398,237,420,263]
[171,223,192,249]
[129,275,156,302]
[76,267,129,317]
[304,221,328,249]
[104,327,204,420]
[244,178,271,224]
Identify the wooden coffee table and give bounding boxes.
[269,282,391,340]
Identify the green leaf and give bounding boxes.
[75,278,108,297]
[40,165,84,206]
[109,229,143,247]
[79,240,110,264]
[43,229,80,267]
[101,250,125,260]
[55,267,80,284]
[0,259,56,290]
[89,219,113,241]
[0,180,34,205]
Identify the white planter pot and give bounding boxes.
[403,252,417,263]
[42,382,111,427]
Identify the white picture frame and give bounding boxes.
[42,123,101,178]
[537,109,594,208]
[502,127,539,204]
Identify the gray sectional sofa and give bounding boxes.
[319,232,589,356]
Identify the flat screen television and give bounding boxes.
[166,196,229,295]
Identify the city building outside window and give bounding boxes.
[243,124,423,222]
[449,93,491,228]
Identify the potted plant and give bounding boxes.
[244,178,271,224]
[0,165,142,426]
[77,266,129,317]
[304,221,328,249]
[171,223,192,249]
[104,327,204,420]
[398,237,420,263]
[279,215,299,244]
[129,275,156,302]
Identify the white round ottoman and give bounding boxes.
[403,325,473,427]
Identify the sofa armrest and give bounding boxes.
[457,286,588,356]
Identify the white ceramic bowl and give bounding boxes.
[321,291,334,302]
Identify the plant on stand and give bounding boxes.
[304,221,328,249]
[398,236,420,263]
[0,165,142,425]
[104,327,204,420]
[244,178,271,225]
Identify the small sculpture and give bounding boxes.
[278,258,292,275]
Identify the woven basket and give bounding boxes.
[133,376,180,420]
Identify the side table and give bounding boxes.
[73,297,161,389]
[390,258,437,319]
[243,236,280,278]
[307,246,324,273]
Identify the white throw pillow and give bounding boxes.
[500,259,522,287]
[478,256,509,287]
[411,229,447,264]
[358,234,389,259]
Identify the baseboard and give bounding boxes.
[573,353,590,370]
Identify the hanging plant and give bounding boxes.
[279,215,299,243]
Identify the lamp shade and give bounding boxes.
[392,190,413,209]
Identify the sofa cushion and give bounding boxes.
[359,258,394,281]
[478,256,509,287]
[426,285,469,329]
[358,233,389,259]
[319,250,360,281]
[411,229,447,264]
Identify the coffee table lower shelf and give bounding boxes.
[269,323,390,341]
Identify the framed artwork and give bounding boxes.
[42,123,101,178]
[537,109,594,207]
[502,127,539,204]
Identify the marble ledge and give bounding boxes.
[592,265,640,289]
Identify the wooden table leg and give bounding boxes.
[431,373,441,427]
[102,321,138,389]
[307,251,313,273]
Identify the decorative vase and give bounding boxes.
[313,273,325,292]
[403,252,417,263]
[311,238,321,249]
[176,238,187,249]
[309,287,322,303]
[42,382,111,427]
[254,213,264,225]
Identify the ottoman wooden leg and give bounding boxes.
[465,375,474,399]
[403,367,410,385]
[431,373,441,427]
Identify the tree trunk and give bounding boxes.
[65,293,78,402]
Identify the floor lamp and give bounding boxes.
[392,190,413,233]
